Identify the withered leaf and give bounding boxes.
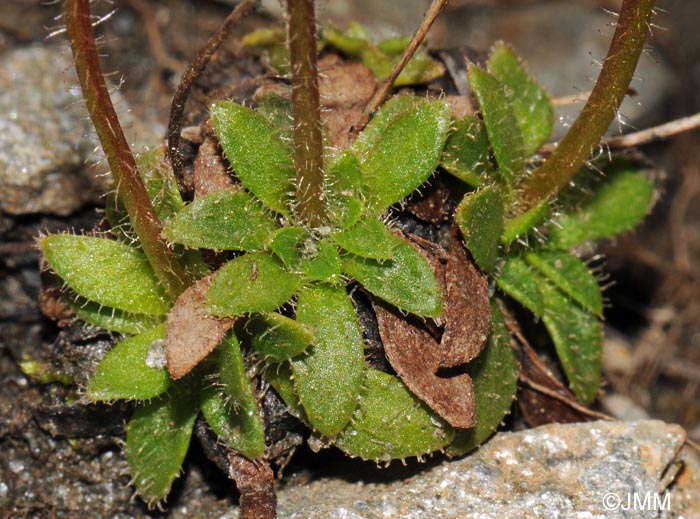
[166,274,235,380]
[373,301,475,429]
[440,226,491,368]
[193,135,234,198]
[227,454,276,519]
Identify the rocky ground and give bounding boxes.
[1,1,699,517]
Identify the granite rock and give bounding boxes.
[222,420,686,519]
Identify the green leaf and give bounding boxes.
[335,369,454,461]
[254,92,294,147]
[501,202,549,245]
[200,333,265,458]
[249,313,314,362]
[455,186,504,272]
[467,65,526,187]
[487,44,553,155]
[41,235,169,315]
[540,278,602,404]
[210,101,295,215]
[325,150,364,226]
[321,26,367,55]
[352,96,450,214]
[270,226,308,268]
[299,240,342,283]
[447,302,518,456]
[332,219,397,260]
[164,190,278,251]
[87,325,171,401]
[126,378,199,506]
[496,256,544,317]
[207,253,304,317]
[525,251,603,315]
[342,234,443,317]
[69,298,165,334]
[548,167,655,249]
[441,115,495,187]
[291,285,365,436]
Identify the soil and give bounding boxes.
[1,1,699,517]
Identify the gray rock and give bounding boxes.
[222,420,686,519]
[0,45,143,216]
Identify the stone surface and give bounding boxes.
[221,420,686,519]
[0,45,145,216]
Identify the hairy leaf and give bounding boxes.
[468,65,526,187]
[496,256,544,317]
[41,235,169,315]
[541,279,602,404]
[164,190,278,251]
[69,298,165,334]
[335,369,454,461]
[210,101,295,215]
[526,251,603,315]
[291,285,365,436]
[249,312,314,362]
[448,302,518,456]
[501,202,549,245]
[87,325,171,401]
[487,44,553,154]
[126,379,199,506]
[455,186,504,272]
[270,226,308,268]
[548,167,655,248]
[325,150,364,226]
[342,233,443,317]
[441,115,494,187]
[352,96,450,214]
[264,363,308,422]
[332,219,397,260]
[299,240,342,282]
[207,253,303,317]
[200,334,265,458]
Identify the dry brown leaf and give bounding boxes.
[193,135,234,198]
[373,300,476,429]
[166,273,235,379]
[440,226,491,368]
[318,55,378,149]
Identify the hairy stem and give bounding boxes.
[167,0,258,184]
[287,0,326,227]
[518,0,656,211]
[64,0,191,299]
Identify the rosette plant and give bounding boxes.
[39,0,656,513]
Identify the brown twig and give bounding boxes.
[605,112,700,148]
[518,375,614,421]
[361,0,448,121]
[228,454,277,519]
[166,0,258,183]
[64,0,192,300]
[518,0,656,211]
[287,0,326,227]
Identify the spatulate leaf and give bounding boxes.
[468,65,526,187]
[210,101,295,215]
[455,186,504,272]
[126,378,199,506]
[487,44,553,155]
[88,325,171,401]
[526,251,603,315]
[496,256,544,317]
[200,333,265,458]
[41,235,169,315]
[207,253,304,317]
[335,369,454,461]
[352,96,450,214]
[249,312,314,362]
[332,219,397,260]
[342,233,443,317]
[441,115,494,187]
[164,190,278,251]
[291,285,365,436]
